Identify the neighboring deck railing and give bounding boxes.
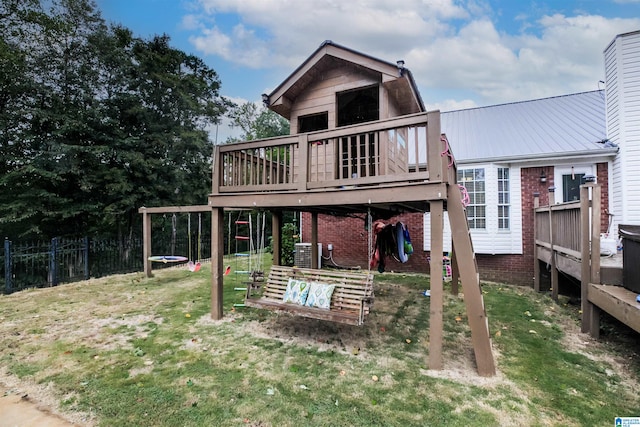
[534,200,582,259]
[212,111,442,194]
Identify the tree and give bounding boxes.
[0,0,230,240]
[226,101,289,143]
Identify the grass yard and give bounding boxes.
[0,256,638,426]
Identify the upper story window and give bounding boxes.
[299,112,328,133]
[337,85,379,127]
[457,168,486,229]
[498,167,510,230]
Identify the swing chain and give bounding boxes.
[367,207,373,272]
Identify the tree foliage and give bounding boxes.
[226,101,289,142]
[0,0,229,240]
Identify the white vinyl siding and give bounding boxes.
[605,31,640,233]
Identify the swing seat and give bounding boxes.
[148,255,188,263]
[245,265,375,326]
[187,261,202,272]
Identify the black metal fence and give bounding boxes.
[1,233,211,294]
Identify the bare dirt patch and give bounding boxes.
[0,381,88,427]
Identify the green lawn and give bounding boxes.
[0,258,638,426]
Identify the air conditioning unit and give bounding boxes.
[294,243,322,268]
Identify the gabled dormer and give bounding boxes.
[265,40,425,134]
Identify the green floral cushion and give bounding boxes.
[304,282,336,310]
[283,278,310,305]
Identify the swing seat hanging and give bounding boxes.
[187,260,202,272]
[148,255,188,263]
[244,266,375,326]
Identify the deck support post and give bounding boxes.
[533,193,540,291]
[590,185,601,286]
[580,185,591,332]
[548,187,558,301]
[311,212,319,269]
[272,211,282,266]
[141,208,153,278]
[428,200,444,371]
[589,304,601,339]
[211,207,224,320]
[581,182,601,333]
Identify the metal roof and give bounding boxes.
[441,90,617,164]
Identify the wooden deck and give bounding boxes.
[587,283,640,336]
[533,184,638,337]
[209,111,446,216]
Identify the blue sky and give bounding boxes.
[95,0,640,140]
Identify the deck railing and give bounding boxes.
[533,184,602,308]
[534,201,582,259]
[213,112,441,194]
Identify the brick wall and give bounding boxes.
[301,212,428,273]
[518,166,556,286]
[597,162,610,234]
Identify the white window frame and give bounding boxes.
[553,164,596,203]
[424,164,522,255]
[457,168,486,230]
[497,167,510,230]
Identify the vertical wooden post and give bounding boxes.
[580,185,590,332]
[272,211,282,266]
[141,208,153,278]
[427,112,443,182]
[590,184,601,285]
[585,183,602,335]
[533,192,540,291]
[429,200,444,370]
[450,240,459,295]
[311,212,319,269]
[211,145,220,195]
[548,187,558,301]
[297,134,309,191]
[211,207,224,320]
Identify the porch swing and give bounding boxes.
[243,210,380,326]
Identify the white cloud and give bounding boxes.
[180,14,202,31]
[426,98,478,112]
[186,0,640,106]
[190,24,272,68]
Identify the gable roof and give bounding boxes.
[441,90,617,164]
[266,40,425,119]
